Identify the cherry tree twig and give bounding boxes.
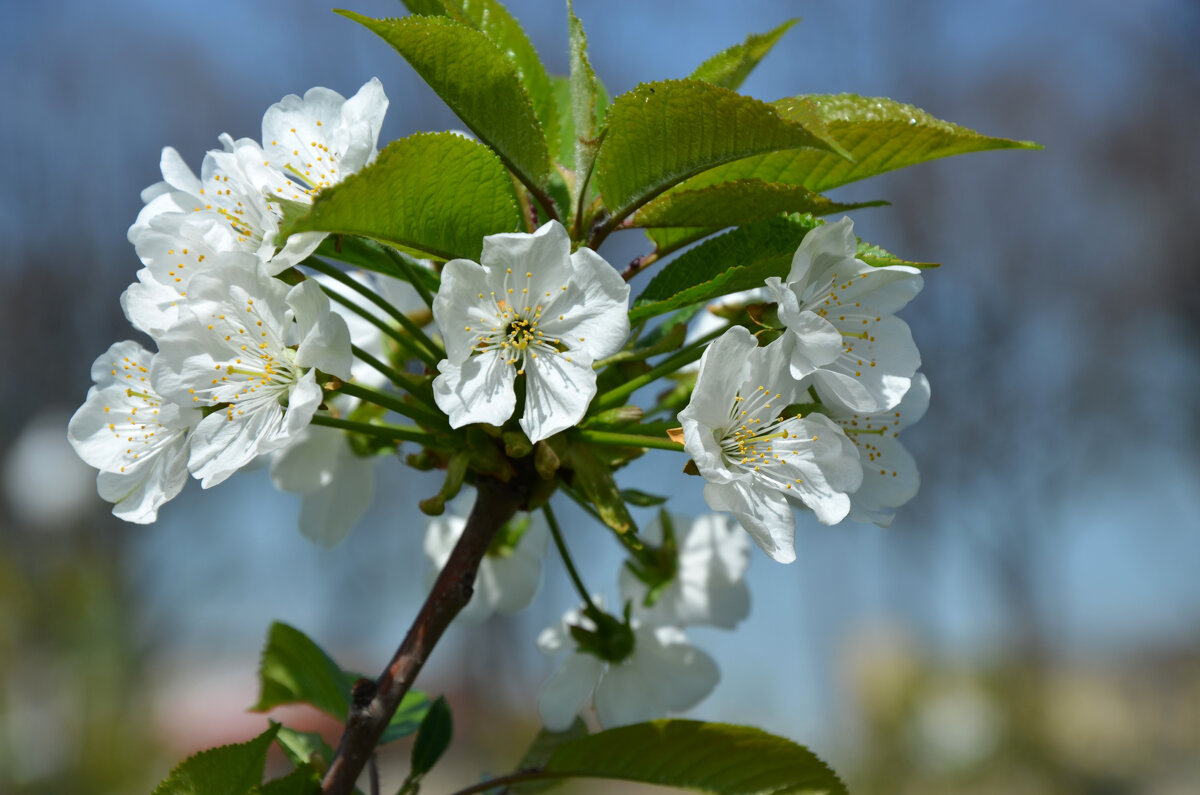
[321,471,533,794]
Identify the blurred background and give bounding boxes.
[2,0,1198,792]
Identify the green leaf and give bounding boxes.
[551,75,611,171]
[542,720,847,795]
[567,443,635,534]
[675,93,1041,194]
[857,239,938,269]
[253,622,350,719]
[284,132,521,261]
[339,12,552,190]
[688,19,798,91]
[274,726,333,770]
[152,724,279,795]
[593,80,846,223]
[252,622,431,745]
[410,696,454,780]
[645,226,717,258]
[510,718,590,793]
[567,0,601,182]
[631,178,884,228]
[631,215,820,323]
[312,236,440,294]
[620,489,668,507]
[252,765,321,795]
[380,691,434,744]
[437,0,560,159]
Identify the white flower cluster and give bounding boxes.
[679,217,930,563]
[69,80,391,535]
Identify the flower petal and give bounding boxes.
[538,652,603,732]
[520,352,597,443]
[433,353,517,429]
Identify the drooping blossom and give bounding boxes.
[828,373,930,526]
[619,512,750,629]
[536,604,719,731]
[677,326,863,563]
[765,217,923,412]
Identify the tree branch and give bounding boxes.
[321,472,532,794]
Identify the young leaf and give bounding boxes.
[152,724,279,795]
[426,0,561,157]
[275,726,334,769]
[338,12,552,192]
[630,215,820,323]
[688,19,798,91]
[380,691,435,744]
[551,75,612,171]
[252,622,350,719]
[674,93,1041,194]
[567,0,601,186]
[283,132,522,262]
[593,81,846,224]
[252,622,432,744]
[541,720,847,795]
[631,178,884,228]
[410,696,454,781]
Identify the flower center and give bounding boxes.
[718,384,813,491]
[470,269,569,375]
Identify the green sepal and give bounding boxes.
[569,604,635,663]
[620,489,668,507]
[566,443,636,534]
[503,428,534,458]
[534,438,563,480]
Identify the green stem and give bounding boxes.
[591,326,727,411]
[332,381,447,429]
[542,504,599,615]
[577,430,682,452]
[348,344,436,409]
[306,258,443,367]
[382,247,435,309]
[321,287,432,369]
[558,482,649,562]
[310,414,444,448]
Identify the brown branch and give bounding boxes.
[321,472,533,794]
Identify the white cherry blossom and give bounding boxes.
[765,217,923,412]
[677,326,863,563]
[536,606,719,731]
[620,512,750,629]
[129,79,388,278]
[423,491,548,623]
[828,373,930,526]
[432,221,630,443]
[68,341,198,523]
[254,78,388,201]
[150,255,351,488]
